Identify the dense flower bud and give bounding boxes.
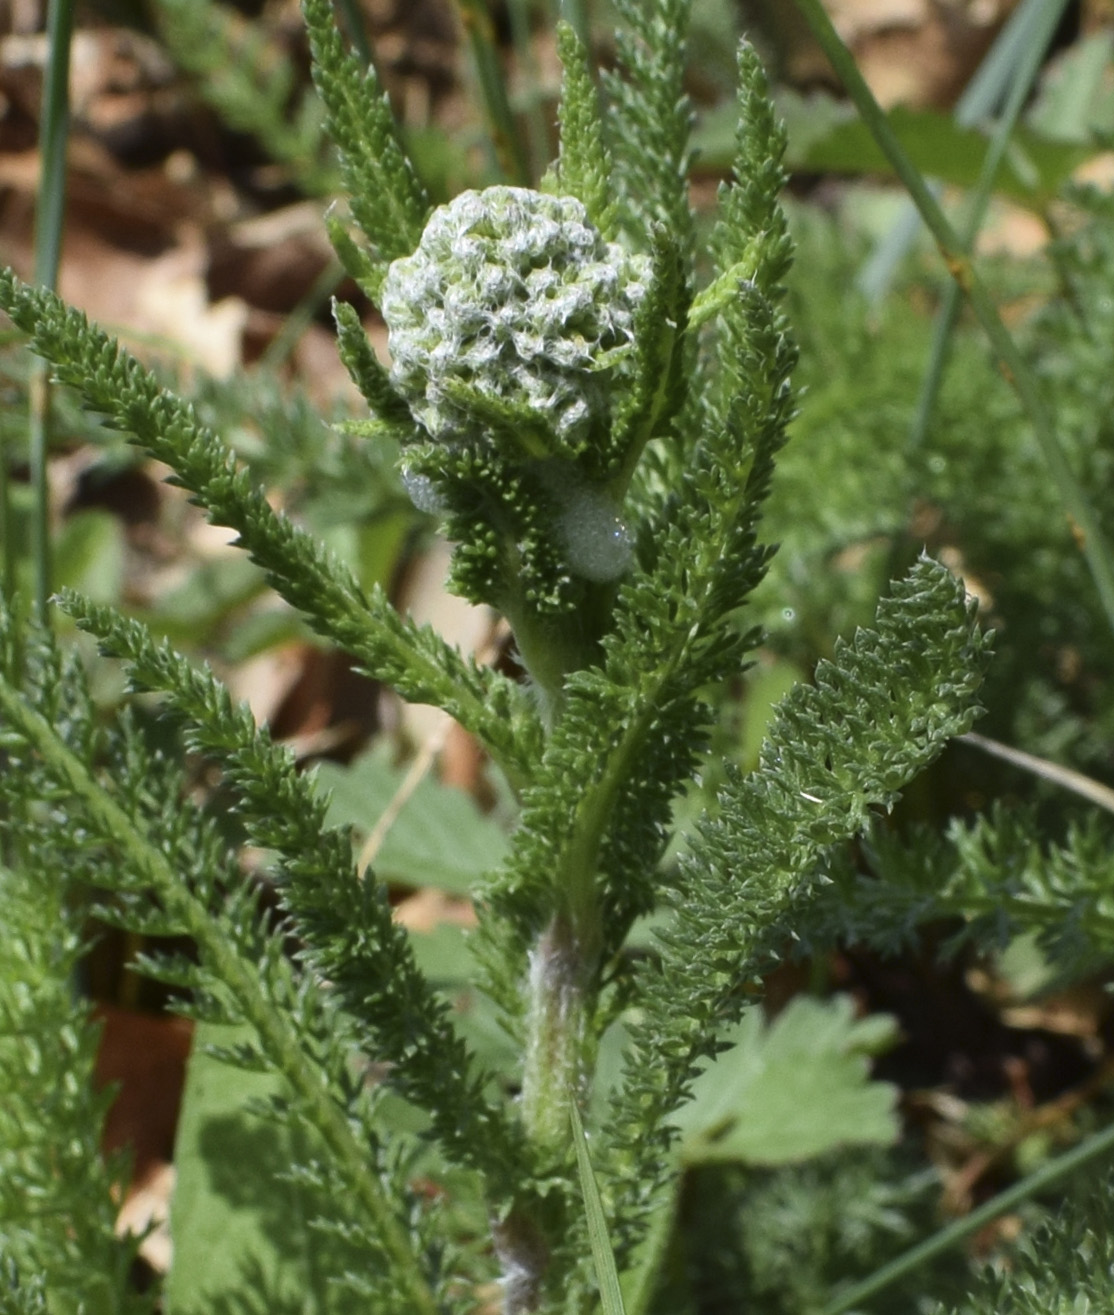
[380,186,651,459]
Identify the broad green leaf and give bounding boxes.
[314,742,508,894]
[672,994,900,1167]
[53,509,125,604]
[167,1023,362,1315]
[692,92,1096,206]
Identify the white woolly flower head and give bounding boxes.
[380,186,651,457]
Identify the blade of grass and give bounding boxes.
[906,0,1070,453]
[454,0,532,183]
[822,1115,1114,1314]
[28,0,76,624]
[794,0,1114,642]
[570,1098,627,1315]
[556,0,591,49]
[506,0,554,182]
[859,0,1066,302]
[624,1177,681,1315]
[959,731,1114,815]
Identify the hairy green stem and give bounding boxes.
[493,1204,551,1314]
[521,913,593,1149]
[0,670,440,1315]
[519,643,689,1161]
[507,576,618,721]
[794,0,1114,640]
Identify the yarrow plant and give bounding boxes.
[376,185,655,696]
[381,187,650,460]
[0,2,1012,1312]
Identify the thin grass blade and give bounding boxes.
[570,1098,627,1315]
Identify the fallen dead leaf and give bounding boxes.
[116,1161,175,1275]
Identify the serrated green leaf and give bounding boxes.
[672,994,900,1167]
[314,742,508,894]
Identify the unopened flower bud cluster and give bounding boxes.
[380,186,651,457]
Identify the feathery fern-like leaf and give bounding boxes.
[0,269,539,786]
[554,21,617,239]
[604,0,694,252]
[603,557,990,1256]
[0,644,144,1309]
[332,296,417,431]
[0,617,444,1315]
[151,0,333,193]
[302,0,428,285]
[60,590,529,1195]
[933,1169,1114,1315]
[483,280,791,969]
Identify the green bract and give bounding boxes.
[380,186,651,460]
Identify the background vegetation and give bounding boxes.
[3,0,1114,1311]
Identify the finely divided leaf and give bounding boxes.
[302,0,428,270]
[0,270,538,783]
[604,557,990,1257]
[605,0,695,251]
[555,21,617,238]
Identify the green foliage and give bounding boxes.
[553,21,617,238]
[315,741,509,894]
[807,804,1114,976]
[602,560,989,1258]
[7,2,1101,1313]
[302,0,429,291]
[604,0,695,253]
[935,1170,1114,1315]
[767,98,1095,208]
[672,994,900,1167]
[59,589,526,1191]
[0,266,537,785]
[0,618,450,1313]
[758,184,1114,775]
[150,0,334,194]
[655,1149,947,1315]
[570,1099,628,1315]
[0,639,145,1314]
[0,1264,50,1315]
[167,1020,396,1315]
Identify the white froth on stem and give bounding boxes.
[556,483,632,583]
